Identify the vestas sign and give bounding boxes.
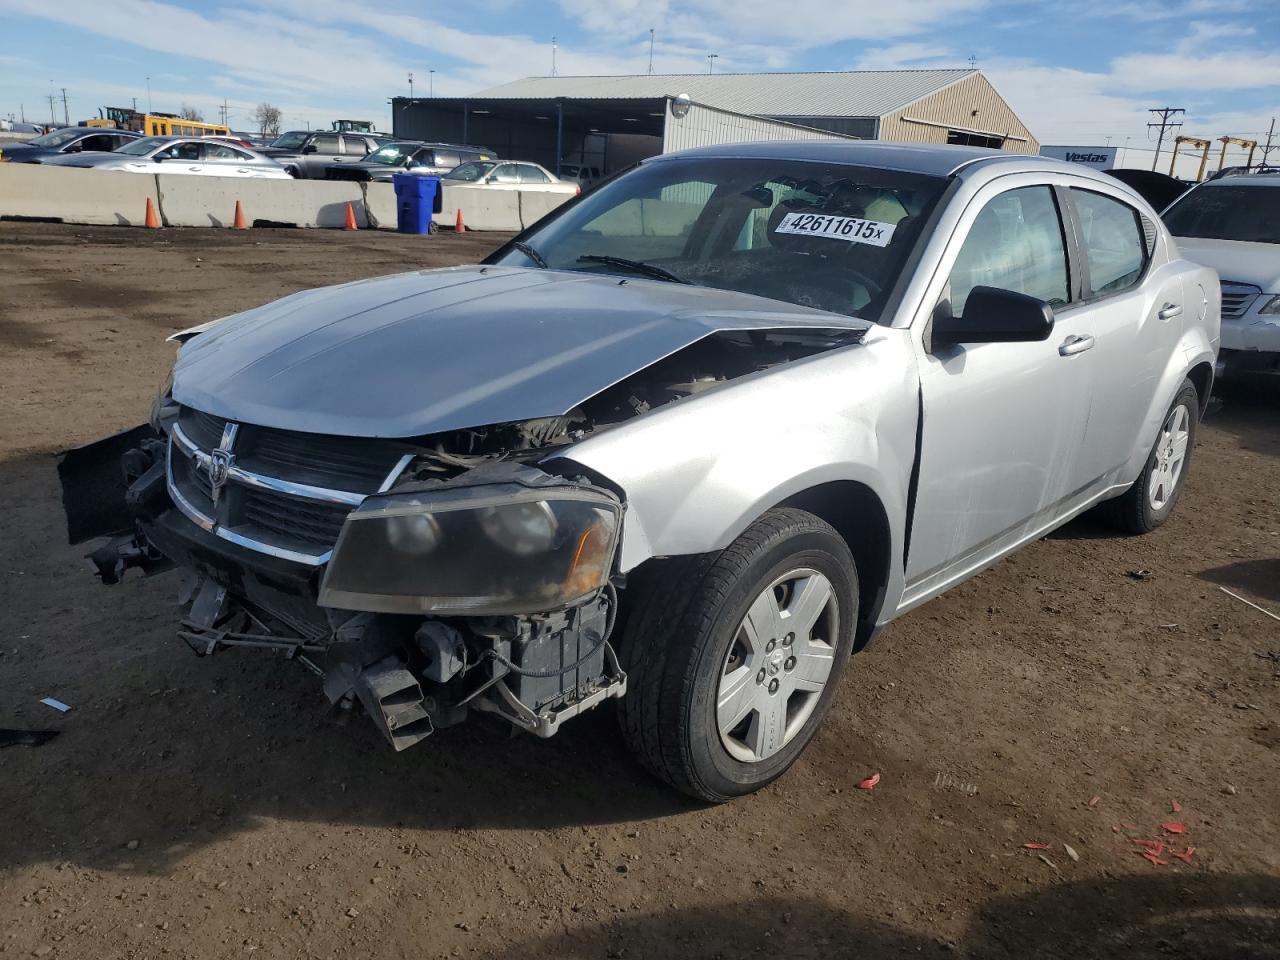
[1039,145,1118,169]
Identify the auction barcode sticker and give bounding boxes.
[774,212,897,248]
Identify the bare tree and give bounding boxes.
[179,104,204,122]
[253,103,282,138]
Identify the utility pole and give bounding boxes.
[46,91,56,127]
[1262,117,1276,166]
[551,36,558,76]
[1148,107,1184,172]
[648,28,655,74]
[60,88,69,126]
[429,70,435,97]
[707,53,719,74]
[131,97,137,112]
[146,76,152,113]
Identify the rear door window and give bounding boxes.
[1069,189,1147,296]
[312,134,340,155]
[518,165,551,183]
[340,136,370,156]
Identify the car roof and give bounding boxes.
[658,139,1061,178]
[1196,173,1280,188]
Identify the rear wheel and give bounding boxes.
[1106,379,1198,534]
[617,508,858,802]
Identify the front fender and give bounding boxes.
[551,330,920,608]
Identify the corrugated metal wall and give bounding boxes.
[662,101,844,153]
[878,73,1039,154]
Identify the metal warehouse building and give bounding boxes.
[390,69,1038,177]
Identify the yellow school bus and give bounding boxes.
[95,107,230,138]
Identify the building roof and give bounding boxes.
[468,69,977,119]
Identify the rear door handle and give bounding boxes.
[1158,303,1183,320]
[1059,334,1095,357]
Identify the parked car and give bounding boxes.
[325,141,496,182]
[230,130,274,149]
[1104,168,1187,211]
[257,130,388,179]
[0,125,142,163]
[558,162,602,187]
[43,136,291,179]
[60,142,1217,802]
[1162,169,1279,379]
[444,159,579,195]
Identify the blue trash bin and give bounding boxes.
[392,174,439,235]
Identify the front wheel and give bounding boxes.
[617,508,858,802]
[1106,379,1199,534]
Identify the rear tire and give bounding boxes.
[1106,379,1199,534]
[617,508,858,802]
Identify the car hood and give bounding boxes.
[172,265,868,439]
[1174,236,1280,291]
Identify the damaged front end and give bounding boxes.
[60,406,627,750]
[61,325,856,751]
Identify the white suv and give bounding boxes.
[1163,170,1280,379]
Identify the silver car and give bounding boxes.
[43,135,291,179]
[61,141,1218,801]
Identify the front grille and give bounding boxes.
[1221,281,1261,320]
[168,405,412,563]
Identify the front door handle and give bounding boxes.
[1158,302,1183,320]
[1059,334,1095,357]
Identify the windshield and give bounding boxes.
[28,128,84,148]
[1163,183,1280,244]
[116,137,168,156]
[270,131,309,150]
[365,143,415,165]
[491,156,948,322]
[446,161,498,182]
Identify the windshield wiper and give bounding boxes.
[511,240,549,269]
[576,254,689,284]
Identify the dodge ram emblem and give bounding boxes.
[208,447,235,505]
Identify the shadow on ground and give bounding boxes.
[485,873,1280,959]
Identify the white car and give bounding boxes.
[43,136,292,180]
[1163,170,1280,378]
[443,160,579,196]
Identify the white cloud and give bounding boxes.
[852,43,958,71]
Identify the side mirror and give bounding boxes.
[152,153,166,162]
[485,175,497,184]
[301,144,317,154]
[931,286,1054,350]
[404,159,418,169]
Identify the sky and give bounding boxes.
[1,0,1278,156]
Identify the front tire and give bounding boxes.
[617,508,858,802]
[1107,379,1199,534]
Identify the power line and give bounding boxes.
[1147,107,1184,172]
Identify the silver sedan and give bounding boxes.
[42,135,292,179]
[61,141,1219,802]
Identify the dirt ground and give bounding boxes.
[0,221,1276,960]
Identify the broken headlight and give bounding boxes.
[319,481,621,616]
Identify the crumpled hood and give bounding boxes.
[1174,237,1280,292]
[172,266,867,438]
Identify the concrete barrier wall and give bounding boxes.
[0,163,571,232]
[0,162,160,226]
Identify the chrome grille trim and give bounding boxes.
[1221,280,1262,320]
[166,419,414,567]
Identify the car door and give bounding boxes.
[158,140,205,176]
[301,133,341,177]
[1062,185,1181,486]
[201,142,255,177]
[486,163,523,189]
[905,180,1097,600]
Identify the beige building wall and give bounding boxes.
[877,73,1039,154]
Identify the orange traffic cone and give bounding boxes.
[232,200,248,230]
[344,202,358,231]
[143,197,160,229]
[454,208,465,233]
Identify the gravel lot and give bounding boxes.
[1,221,1277,959]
